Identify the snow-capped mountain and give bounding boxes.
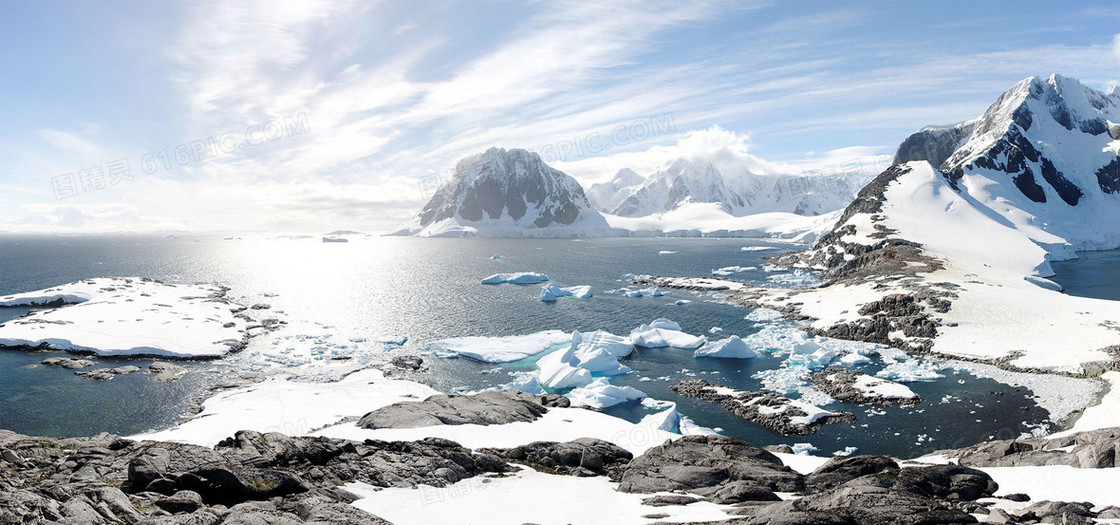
[589,158,871,218]
[585,168,645,213]
[806,74,1120,277]
[770,74,1120,371]
[390,148,610,237]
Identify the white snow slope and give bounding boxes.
[0,277,252,358]
[768,74,1120,374]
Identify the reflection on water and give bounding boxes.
[0,234,1055,457]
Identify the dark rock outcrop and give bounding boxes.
[810,368,922,406]
[671,379,855,435]
[480,438,632,477]
[612,435,803,494]
[357,389,566,429]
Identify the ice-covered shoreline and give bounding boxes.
[0,277,266,358]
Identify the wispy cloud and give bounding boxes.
[4,1,1119,233]
[38,130,101,156]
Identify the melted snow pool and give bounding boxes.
[1050,248,1120,301]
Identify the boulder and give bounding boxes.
[613,435,803,493]
[357,390,556,429]
[481,438,632,476]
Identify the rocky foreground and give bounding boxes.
[3,390,1119,524]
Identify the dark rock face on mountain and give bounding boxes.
[391,147,608,236]
[892,121,975,169]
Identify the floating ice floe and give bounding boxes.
[480,272,549,285]
[875,354,945,382]
[709,327,723,334]
[694,336,758,359]
[711,266,756,277]
[567,378,646,408]
[502,371,545,395]
[658,250,678,255]
[791,443,818,455]
[539,283,593,302]
[428,330,570,363]
[618,286,667,298]
[374,335,408,345]
[741,246,775,252]
[673,300,691,305]
[629,318,706,349]
[491,254,503,260]
[0,277,254,358]
[744,308,783,322]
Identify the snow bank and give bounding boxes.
[852,373,919,401]
[0,277,252,358]
[429,330,570,363]
[131,368,438,447]
[345,467,734,525]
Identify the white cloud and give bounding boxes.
[1114,33,1120,63]
[38,129,101,156]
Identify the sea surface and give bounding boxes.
[1,234,1107,458]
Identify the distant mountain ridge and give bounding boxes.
[588,158,873,219]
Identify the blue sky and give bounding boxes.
[1,0,1118,232]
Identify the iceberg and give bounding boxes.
[539,283,594,302]
[694,336,758,359]
[429,330,570,363]
[537,331,633,385]
[629,318,706,349]
[566,378,646,408]
[480,272,549,285]
[536,347,594,390]
[572,329,634,359]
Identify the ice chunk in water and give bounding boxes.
[630,319,706,349]
[694,336,759,359]
[566,378,646,408]
[480,272,549,285]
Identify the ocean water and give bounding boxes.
[0,234,1055,457]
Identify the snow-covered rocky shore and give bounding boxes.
[4,366,1120,525]
[0,277,271,358]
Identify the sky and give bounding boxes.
[1,0,1118,233]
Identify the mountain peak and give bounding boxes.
[391,147,607,236]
